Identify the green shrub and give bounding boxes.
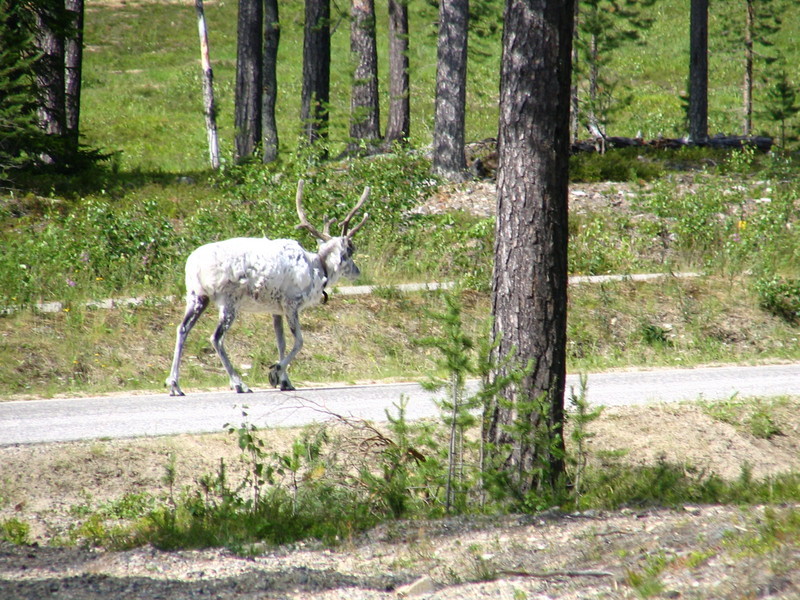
[0,518,31,545]
[570,148,665,183]
[755,277,800,324]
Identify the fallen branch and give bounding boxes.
[498,569,614,579]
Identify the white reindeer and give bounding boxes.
[166,180,369,395]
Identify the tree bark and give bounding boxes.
[64,0,83,155]
[262,0,280,163]
[384,0,410,146]
[234,0,262,162]
[688,0,708,142]
[34,2,66,163]
[301,0,331,148]
[348,0,380,152]
[432,0,469,181]
[742,0,754,136]
[487,0,574,495]
[569,0,580,142]
[195,0,220,169]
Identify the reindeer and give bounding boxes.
[166,180,369,395]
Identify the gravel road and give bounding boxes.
[1,363,798,445]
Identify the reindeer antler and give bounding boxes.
[295,180,370,241]
[295,179,332,241]
[340,186,370,238]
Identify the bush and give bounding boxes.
[755,277,800,324]
[0,518,31,545]
[570,148,665,183]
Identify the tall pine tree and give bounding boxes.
[0,0,48,175]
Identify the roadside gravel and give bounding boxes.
[2,505,798,599]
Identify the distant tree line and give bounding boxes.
[3,0,799,176]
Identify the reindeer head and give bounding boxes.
[295,180,370,285]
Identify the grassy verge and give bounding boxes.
[1,275,799,399]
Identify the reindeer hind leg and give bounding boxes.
[211,304,252,394]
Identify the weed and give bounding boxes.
[755,276,800,324]
[638,320,673,347]
[702,396,788,440]
[726,507,800,556]
[625,551,668,598]
[570,147,665,183]
[469,550,499,582]
[0,518,31,545]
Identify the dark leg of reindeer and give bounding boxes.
[269,309,301,391]
[211,303,252,394]
[166,293,210,396]
[273,314,287,360]
[269,315,288,389]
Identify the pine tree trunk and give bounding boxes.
[64,0,83,156]
[301,0,331,148]
[688,0,708,142]
[487,0,574,496]
[34,4,66,163]
[262,0,280,163]
[384,0,410,146]
[234,0,262,162]
[432,0,468,181]
[742,0,754,136]
[348,0,380,153]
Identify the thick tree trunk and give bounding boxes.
[195,0,220,169]
[64,0,83,155]
[301,0,331,148]
[348,0,380,152]
[234,0,262,162]
[487,0,574,495]
[432,0,468,181]
[34,3,66,163]
[262,0,280,163]
[688,0,708,142]
[384,0,410,146]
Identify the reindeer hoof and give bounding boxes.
[234,383,252,394]
[280,381,296,392]
[268,364,281,388]
[167,381,185,396]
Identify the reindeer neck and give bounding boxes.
[317,238,341,285]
